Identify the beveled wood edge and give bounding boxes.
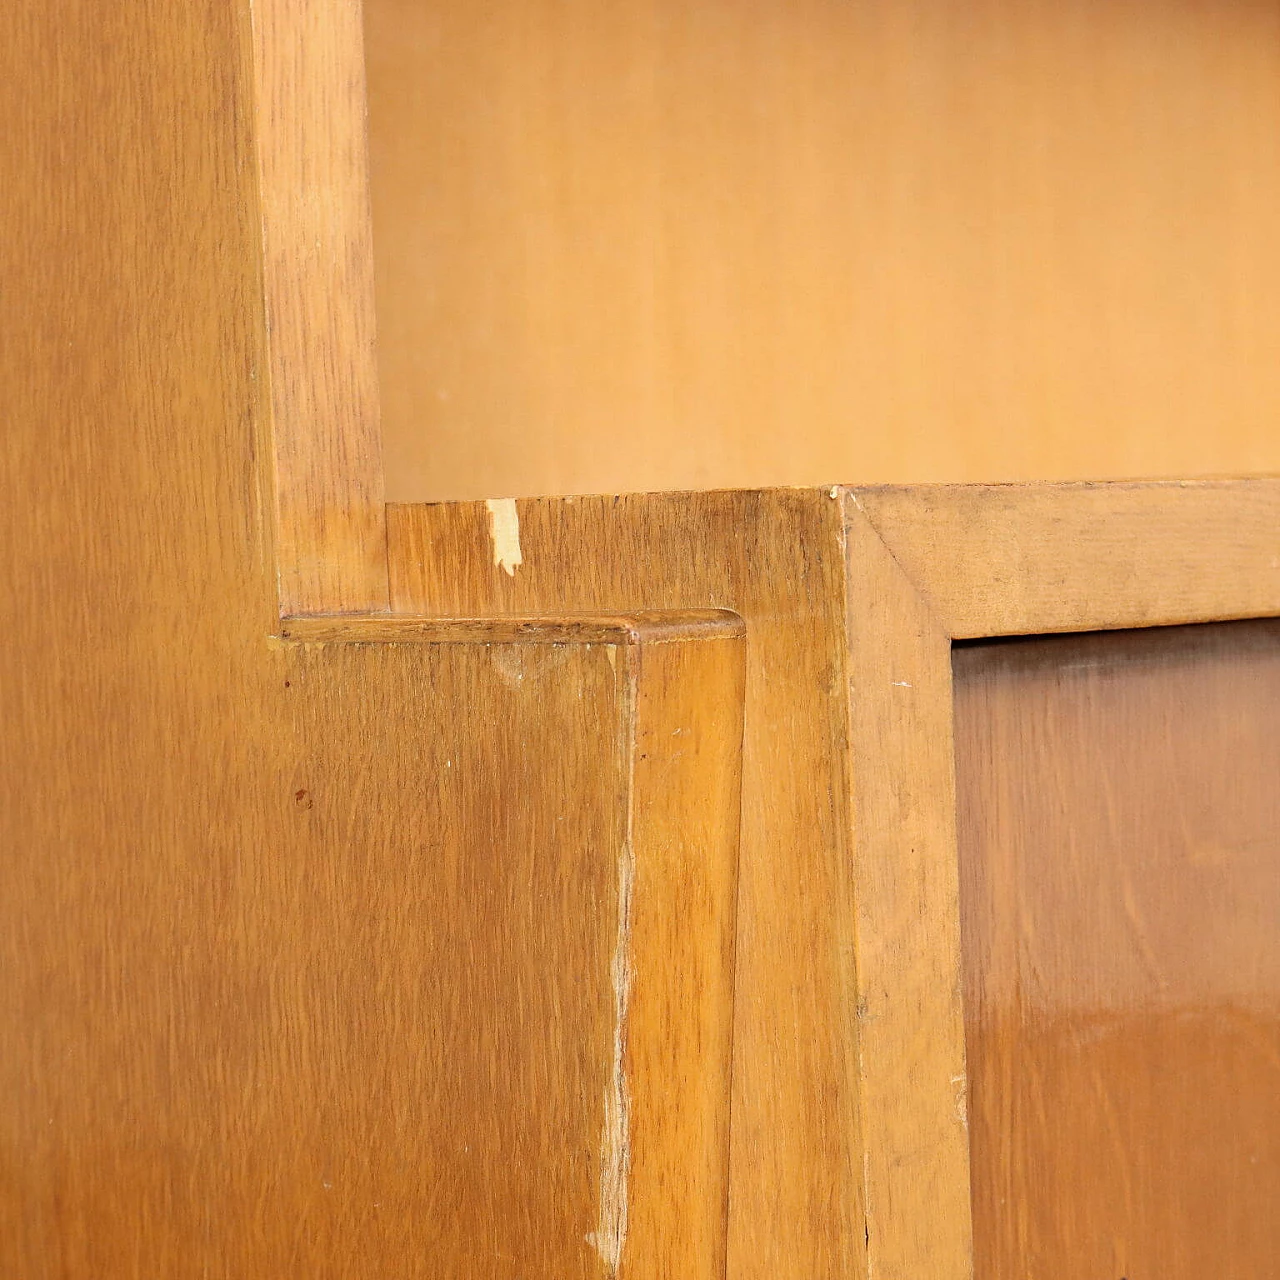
[278,610,745,647]
[847,477,1280,639]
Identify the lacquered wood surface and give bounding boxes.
[16,0,1280,1273]
[393,482,1280,1279]
[954,621,1280,1279]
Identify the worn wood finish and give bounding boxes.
[855,479,1280,638]
[954,621,1280,1279]
[366,0,1280,501]
[1,5,746,1275]
[390,492,869,1279]
[13,8,1280,1274]
[249,0,387,613]
[391,479,1280,1279]
[2,611,744,1279]
[281,610,748,1280]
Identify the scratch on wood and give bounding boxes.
[589,670,637,1275]
[863,1147,875,1280]
[589,830,633,1274]
[951,1073,969,1131]
[485,498,523,575]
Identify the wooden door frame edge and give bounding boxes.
[840,476,1280,1278]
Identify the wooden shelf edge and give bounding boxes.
[277,609,745,648]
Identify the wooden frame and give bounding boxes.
[248,0,387,615]
[840,477,1280,1276]
[388,479,1280,1279]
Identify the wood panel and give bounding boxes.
[0,5,744,1275]
[366,0,1280,501]
[1,611,744,1279]
[249,0,388,613]
[390,479,1280,1279]
[389,492,871,1279]
[954,621,1280,1279]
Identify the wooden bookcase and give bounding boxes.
[3,3,1279,1278]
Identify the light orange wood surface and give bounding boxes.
[365,0,1280,501]
[10,0,1280,1272]
[955,620,1280,1278]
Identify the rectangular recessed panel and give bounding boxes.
[954,620,1280,1278]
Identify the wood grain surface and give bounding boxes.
[853,480,1280,638]
[365,0,1280,501]
[249,0,388,613]
[843,501,973,1279]
[390,492,870,1279]
[12,1,1280,1270]
[954,621,1280,1280]
[391,480,1280,1279]
[0,5,745,1274]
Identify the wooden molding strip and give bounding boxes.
[280,609,745,648]
[850,478,1280,639]
[842,498,974,1280]
[280,608,746,1279]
